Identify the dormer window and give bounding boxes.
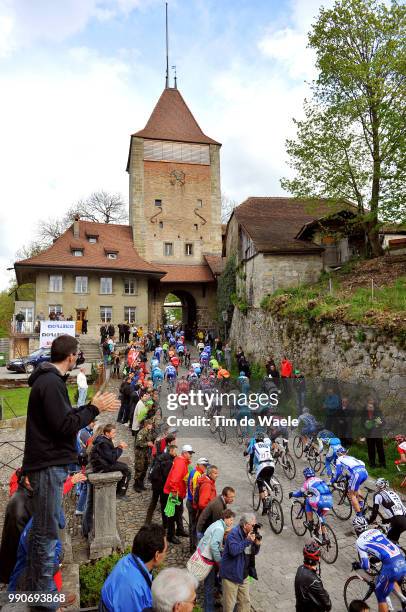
[72,249,84,257]
[107,252,117,260]
[88,236,97,244]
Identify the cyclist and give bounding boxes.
[289,467,333,543]
[368,478,406,544]
[244,432,275,516]
[238,371,250,395]
[154,344,163,363]
[190,361,202,378]
[331,447,368,515]
[164,363,177,390]
[297,407,321,453]
[323,434,342,477]
[209,356,220,372]
[268,423,289,455]
[294,541,332,612]
[151,366,164,391]
[395,435,406,465]
[170,353,180,372]
[162,340,169,362]
[352,516,406,612]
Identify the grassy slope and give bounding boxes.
[0,385,94,419]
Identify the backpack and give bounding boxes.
[148,456,163,487]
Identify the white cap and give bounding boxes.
[181,444,195,454]
[197,457,209,465]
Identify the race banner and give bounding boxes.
[39,320,76,348]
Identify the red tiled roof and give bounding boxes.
[15,221,165,276]
[133,88,220,145]
[203,254,225,276]
[160,263,215,283]
[232,197,355,254]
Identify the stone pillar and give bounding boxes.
[87,472,123,560]
[59,497,73,563]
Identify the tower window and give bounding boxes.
[155,199,162,207]
[197,199,203,208]
[185,243,193,256]
[194,224,198,231]
[164,242,173,256]
[159,221,163,229]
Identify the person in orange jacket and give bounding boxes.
[163,444,194,544]
[196,465,219,516]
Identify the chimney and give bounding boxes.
[73,215,80,239]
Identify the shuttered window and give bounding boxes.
[144,140,210,165]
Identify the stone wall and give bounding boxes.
[230,308,406,399]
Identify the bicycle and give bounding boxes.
[343,558,406,611]
[273,439,297,480]
[252,477,284,534]
[293,433,322,472]
[166,377,176,394]
[208,404,227,444]
[331,479,383,523]
[290,496,338,564]
[251,468,283,504]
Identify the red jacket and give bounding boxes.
[196,474,217,511]
[164,455,190,498]
[281,359,293,378]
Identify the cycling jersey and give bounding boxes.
[292,476,333,516]
[356,529,406,603]
[370,490,406,522]
[154,346,163,359]
[250,440,274,478]
[325,438,342,476]
[177,344,185,353]
[171,356,180,368]
[332,456,368,491]
[298,413,317,435]
[200,353,209,365]
[165,365,177,379]
[152,367,163,380]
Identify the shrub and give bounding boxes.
[80,549,130,607]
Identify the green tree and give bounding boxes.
[281,0,406,256]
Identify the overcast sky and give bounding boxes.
[0,0,333,290]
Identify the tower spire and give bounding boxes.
[165,2,169,88]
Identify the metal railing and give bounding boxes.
[10,320,36,334]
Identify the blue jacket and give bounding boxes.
[100,554,152,612]
[219,525,257,584]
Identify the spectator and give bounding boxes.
[82,317,88,335]
[124,322,131,343]
[150,567,198,612]
[323,387,341,433]
[146,444,178,528]
[197,487,236,536]
[100,323,109,343]
[133,419,154,492]
[112,350,121,379]
[337,396,355,448]
[100,524,167,612]
[361,397,386,468]
[132,392,150,439]
[107,320,115,338]
[196,465,219,519]
[15,311,25,333]
[90,424,131,499]
[198,509,236,612]
[268,363,280,383]
[280,356,293,395]
[293,369,306,415]
[0,473,34,584]
[265,356,276,374]
[219,512,260,612]
[235,347,245,369]
[76,366,88,407]
[21,334,118,607]
[295,541,331,611]
[187,457,210,552]
[163,444,194,544]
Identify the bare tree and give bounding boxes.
[221,193,238,223]
[15,240,48,261]
[36,217,68,244]
[64,191,128,225]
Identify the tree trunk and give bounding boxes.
[366,222,383,257]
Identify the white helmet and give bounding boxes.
[375,478,389,490]
[352,516,369,535]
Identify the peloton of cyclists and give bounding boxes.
[352,515,406,612]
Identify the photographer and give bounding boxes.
[219,512,261,612]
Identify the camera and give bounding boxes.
[252,523,262,541]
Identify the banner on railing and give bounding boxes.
[39,320,76,348]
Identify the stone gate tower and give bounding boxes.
[126,85,223,332]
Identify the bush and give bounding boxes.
[80,549,130,607]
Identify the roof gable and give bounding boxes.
[133,88,220,146]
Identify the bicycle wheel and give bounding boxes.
[252,481,261,511]
[236,422,244,444]
[332,484,353,521]
[308,448,322,472]
[290,501,306,536]
[270,476,283,503]
[282,453,296,480]
[293,435,303,458]
[343,575,374,611]
[218,425,227,444]
[268,499,284,535]
[319,523,338,564]
[246,460,255,486]
[209,417,217,435]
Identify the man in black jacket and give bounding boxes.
[22,334,119,610]
[90,424,131,497]
[145,444,178,527]
[295,542,331,612]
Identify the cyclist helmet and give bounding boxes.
[303,541,320,563]
[239,371,246,377]
[255,432,265,442]
[395,434,406,443]
[336,446,347,455]
[375,478,389,490]
[303,467,315,479]
[352,516,369,535]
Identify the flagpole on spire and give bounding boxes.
[165,2,169,88]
